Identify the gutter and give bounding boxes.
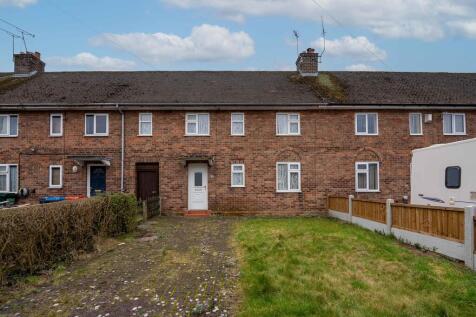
[1,103,476,111]
[116,104,125,193]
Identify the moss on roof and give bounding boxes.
[0,75,30,95]
[289,72,347,103]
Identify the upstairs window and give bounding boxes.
[231,113,245,136]
[231,164,245,187]
[186,113,209,136]
[356,162,379,192]
[85,114,109,136]
[50,114,63,137]
[0,164,18,193]
[445,166,461,189]
[0,114,18,137]
[355,113,378,135]
[443,113,466,135]
[409,113,423,135]
[277,162,301,192]
[139,113,153,136]
[49,165,63,189]
[276,113,300,135]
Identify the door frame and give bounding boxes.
[87,164,106,198]
[187,163,209,210]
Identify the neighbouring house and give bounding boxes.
[1,50,476,215]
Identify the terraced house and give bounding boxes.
[1,50,476,214]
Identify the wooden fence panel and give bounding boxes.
[328,196,348,213]
[392,203,465,243]
[352,199,386,224]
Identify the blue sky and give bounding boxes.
[1,0,475,72]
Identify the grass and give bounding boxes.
[234,217,476,317]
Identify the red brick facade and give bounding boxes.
[1,109,474,214]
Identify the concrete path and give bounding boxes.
[0,217,240,317]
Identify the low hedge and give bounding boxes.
[0,193,138,283]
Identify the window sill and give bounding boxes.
[231,185,245,188]
[409,134,423,136]
[355,190,381,193]
[138,134,153,137]
[184,134,211,137]
[49,186,63,189]
[276,134,301,137]
[443,133,467,136]
[276,190,302,193]
[355,134,379,136]
[84,134,109,137]
[0,135,18,138]
[230,134,245,137]
[49,135,63,138]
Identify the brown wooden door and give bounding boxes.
[136,164,159,201]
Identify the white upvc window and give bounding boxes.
[231,113,245,136]
[409,113,423,135]
[277,162,301,192]
[355,162,380,192]
[276,113,300,136]
[85,114,109,136]
[0,164,18,193]
[0,114,18,137]
[443,113,466,135]
[355,113,378,135]
[231,164,245,187]
[50,113,63,137]
[139,113,153,136]
[49,165,63,189]
[186,113,210,136]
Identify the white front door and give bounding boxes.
[188,164,208,210]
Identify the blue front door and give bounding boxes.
[89,166,106,197]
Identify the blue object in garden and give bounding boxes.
[39,196,65,204]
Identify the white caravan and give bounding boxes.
[411,138,476,208]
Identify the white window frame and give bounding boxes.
[185,113,210,136]
[50,113,63,137]
[442,113,466,136]
[355,113,379,136]
[231,113,245,136]
[138,113,153,136]
[276,162,301,193]
[355,162,380,193]
[0,164,18,193]
[231,164,245,187]
[276,113,301,136]
[0,114,19,137]
[409,113,423,136]
[84,113,109,136]
[49,165,63,189]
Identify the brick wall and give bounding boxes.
[1,109,474,214]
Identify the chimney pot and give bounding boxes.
[14,51,45,75]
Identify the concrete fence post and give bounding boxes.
[386,199,394,235]
[464,206,476,270]
[143,200,148,221]
[348,195,354,223]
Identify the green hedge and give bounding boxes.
[0,193,138,283]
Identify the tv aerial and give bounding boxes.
[0,18,35,53]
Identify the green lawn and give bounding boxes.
[234,218,476,317]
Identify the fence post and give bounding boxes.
[143,200,148,221]
[386,199,394,235]
[464,206,476,270]
[348,195,354,223]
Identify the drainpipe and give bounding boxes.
[117,104,125,192]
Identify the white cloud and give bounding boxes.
[345,64,377,71]
[448,20,476,38]
[91,24,255,64]
[163,0,476,40]
[47,53,136,71]
[0,0,36,7]
[313,36,387,62]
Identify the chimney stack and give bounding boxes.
[296,48,319,77]
[14,52,45,75]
